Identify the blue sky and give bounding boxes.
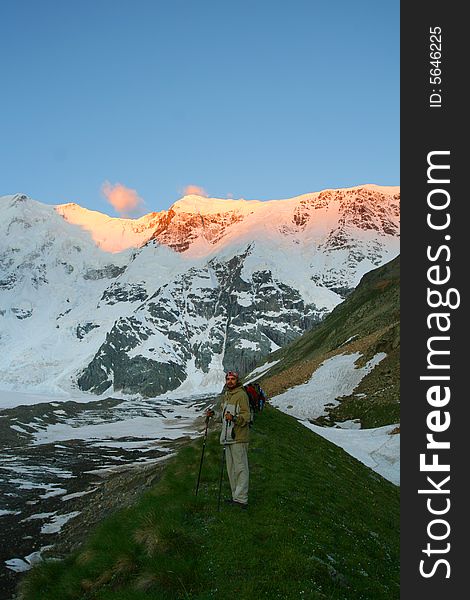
[1,0,399,216]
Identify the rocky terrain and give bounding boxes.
[0,393,212,599]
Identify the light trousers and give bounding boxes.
[225,442,249,504]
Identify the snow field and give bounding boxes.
[270,352,399,485]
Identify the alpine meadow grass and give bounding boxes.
[18,406,399,600]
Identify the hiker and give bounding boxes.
[206,370,250,508]
[244,381,268,424]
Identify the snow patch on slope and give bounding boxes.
[270,351,399,485]
[271,352,386,420]
[304,422,400,485]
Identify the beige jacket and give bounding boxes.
[219,384,250,445]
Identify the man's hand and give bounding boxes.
[205,409,215,418]
[225,411,235,422]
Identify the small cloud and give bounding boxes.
[101,181,145,217]
[183,184,208,197]
[226,193,234,199]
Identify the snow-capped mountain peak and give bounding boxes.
[0,185,399,398]
[55,203,168,253]
[169,194,261,216]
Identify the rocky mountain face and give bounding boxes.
[77,247,322,396]
[256,255,401,428]
[0,185,399,397]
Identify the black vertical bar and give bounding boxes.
[401,3,466,598]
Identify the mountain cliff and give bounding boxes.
[0,185,399,397]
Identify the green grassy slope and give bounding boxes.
[19,407,399,600]
[259,256,400,428]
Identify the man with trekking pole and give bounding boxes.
[205,370,251,509]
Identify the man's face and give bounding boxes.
[225,374,238,389]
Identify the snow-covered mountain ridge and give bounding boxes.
[0,185,399,397]
[54,184,399,255]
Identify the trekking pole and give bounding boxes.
[195,413,211,496]
[217,419,229,511]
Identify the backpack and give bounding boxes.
[244,382,268,425]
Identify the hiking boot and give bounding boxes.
[231,500,248,509]
[224,499,248,509]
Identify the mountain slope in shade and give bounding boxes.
[252,256,400,429]
[0,186,399,397]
